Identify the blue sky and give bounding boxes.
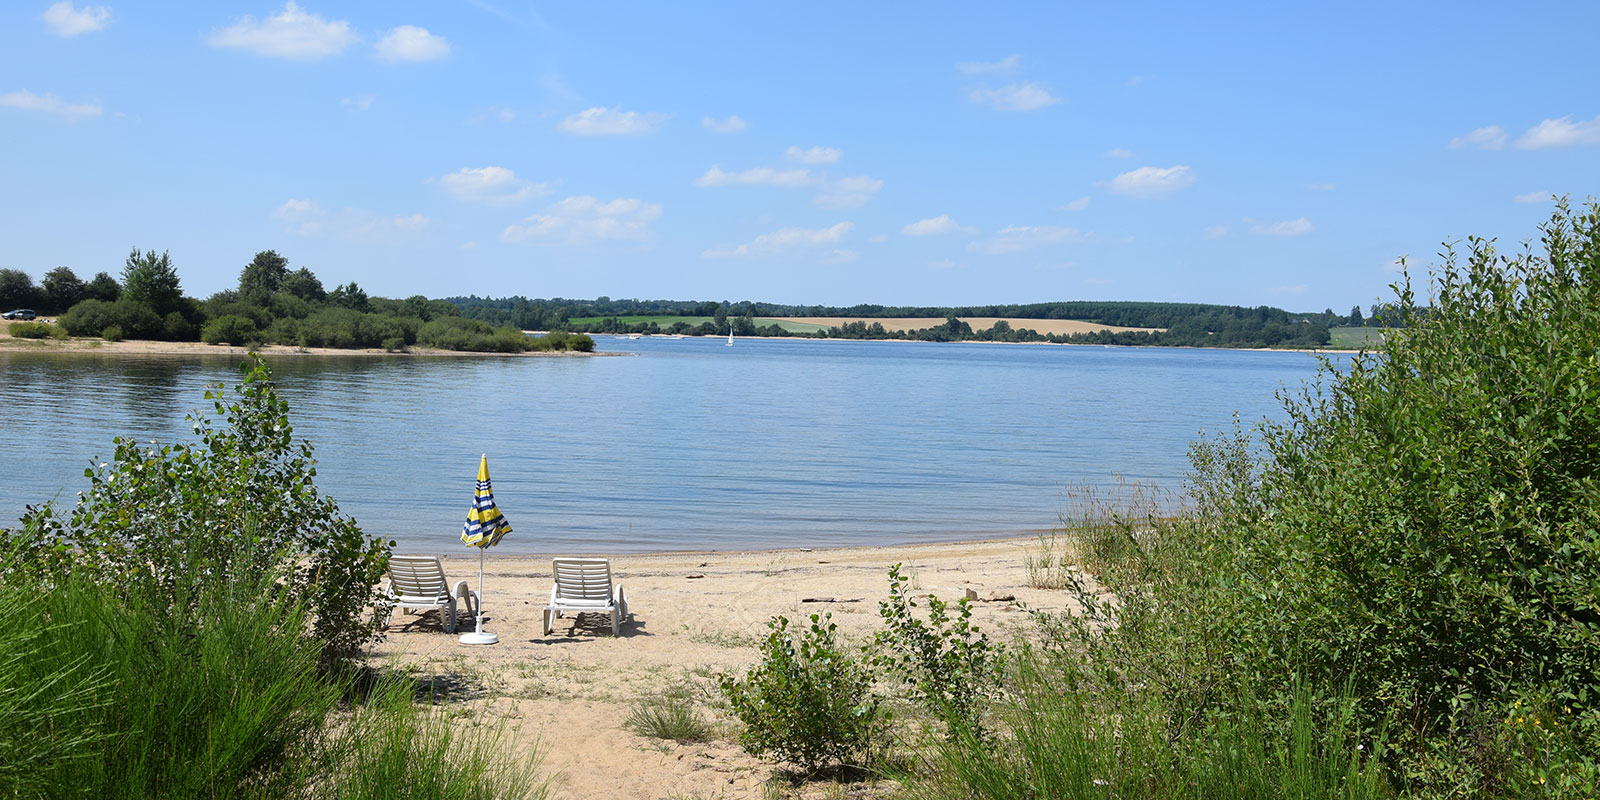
[2,1,1597,311]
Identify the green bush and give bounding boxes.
[719,613,882,774]
[417,316,531,353]
[100,324,123,342]
[528,330,595,352]
[17,355,392,668]
[162,310,197,341]
[873,563,1004,740]
[5,321,66,339]
[203,314,260,345]
[59,298,163,339]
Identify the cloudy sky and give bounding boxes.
[2,1,1596,309]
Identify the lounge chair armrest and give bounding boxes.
[454,580,474,603]
[549,584,558,605]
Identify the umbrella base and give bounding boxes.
[458,630,499,645]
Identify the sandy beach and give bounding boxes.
[372,537,1081,799]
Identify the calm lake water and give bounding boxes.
[0,338,1334,554]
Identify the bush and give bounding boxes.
[873,564,1004,740]
[100,325,123,342]
[59,298,163,340]
[203,314,260,346]
[6,321,66,339]
[162,310,198,341]
[719,613,882,774]
[417,316,531,353]
[528,330,595,352]
[16,355,392,668]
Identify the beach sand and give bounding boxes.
[371,537,1084,799]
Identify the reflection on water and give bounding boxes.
[0,341,1332,553]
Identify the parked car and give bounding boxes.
[2,309,37,320]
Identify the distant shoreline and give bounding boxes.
[597,332,1362,356]
[0,333,612,359]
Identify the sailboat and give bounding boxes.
[726,327,734,347]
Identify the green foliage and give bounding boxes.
[85,270,121,302]
[203,313,261,345]
[59,297,162,339]
[417,316,532,352]
[719,613,883,773]
[162,310,197,341]
[873,564,1004,740]
[0,267,41,309]
[100,324,123,341]
[528,330,594,352]
[41,265,85,312]
[330,281,372,313]
[120,247,182,313]
[6,321,67,339]
[17,354,392,668]
[625,694,714,743]
[239,249,290,305]
[280,266,327,302]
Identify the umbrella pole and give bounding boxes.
[460,544,498,645]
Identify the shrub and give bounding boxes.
[203,314,260,346]
[625,694,714,743]
[873,564,1004,740]
[6,321,66,339]
[60,298,162,340]
[100,325,123,342]
[162,310,197,341]
[720,613,882,774]
[16,354,392,668]
[417,316,531,353]
[382,336,407,353]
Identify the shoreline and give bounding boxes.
[599,332,1362,356]
[0,334,615,358]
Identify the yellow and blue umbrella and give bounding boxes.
[459,454,510,645]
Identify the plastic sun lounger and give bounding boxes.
[543,558,629,636]
[383,554,479,634]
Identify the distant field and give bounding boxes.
[1329,326,1385,349]
[784,317,1164,335]
[568,316,830,333]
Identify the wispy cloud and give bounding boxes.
[695,165,814,188]
[1106,165,1194,197]
[972,225,1087,254]
[702,115,747,134]
[557,106,670,135]
[1248,217,1314,237]
[956,54,1021,74]
[274,198,428,239]
[374,25,450,62]
[1203,225,1230,239]
[814,176,882,209]
[929,259,966,270]
[1104,148,1132,158]
[0,89,101,121]
[469,105,515,123]
[1514,190,1554,203]
[820,249,859,264]
[42,1,110,36]
[1059,196,1091,211]
[1308,182,1336,191]
[437,166,547,206]
[703,222,853,259]
[502,196,662,245]
[785,145,841,164]
[1448,125,1507,151]
[1515,115,1600,149]
[341,94,374,111]
[969,82,1060,112]
[207,2,358,61]
[901,215,976,236]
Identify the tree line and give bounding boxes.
[2,251,591,353]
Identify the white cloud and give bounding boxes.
[956,54,1021,74]
[438,166,547,206]
[374,25,450,62]
[1107,165,1194,197]
[785,145,842,164]
[972,225,1087,254]
[1308,182,1336,191]
[1104,148,1132,158]
[1203,225,1230,239]
[341,94,374,111]
[901,215,976,236]
[702,115,747,134]
[1084,276,1113,285]
[1248,217,1314,237]
[868,234,888,243]
[207,2,358,61]
[42,2,110,36]
[695,165,814,188]
[1059,196,1091,211]
[1515,115,1600,149]
[557,106,669,135]
[469,105,515,123]
[501,196,661,245]
[461,241,477,250]
[929,259,965,270]
[814,175,883,209]
[1514,190,1554,203]
[0,89,101,121]
[820,249,859,264]
[969,82,1061,112]
[273,199,428,239]
[1448,125,1507,151]
[703,222,853,259]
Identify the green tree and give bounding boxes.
[713,303,729,333]
[1348,304,1364,326]
[237,250,289,305]
[41,267,86,312]
[0,268,41,309]
[279,267,326,302]
[328,282,370,313]
[85,271,121,302]
[120,248,182,314]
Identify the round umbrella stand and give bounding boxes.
[459,453,511,646]
[459,544,499,645]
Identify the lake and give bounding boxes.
[0,338,1335,554]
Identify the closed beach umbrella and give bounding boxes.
[459,454,512,645]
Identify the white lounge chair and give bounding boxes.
[543,558,629,636]
[383,554,479,634]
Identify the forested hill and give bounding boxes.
[448,296,1367,349]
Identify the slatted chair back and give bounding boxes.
[552,558,614,601]
[389,555,449,601]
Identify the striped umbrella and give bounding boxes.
[459,454,511,645]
